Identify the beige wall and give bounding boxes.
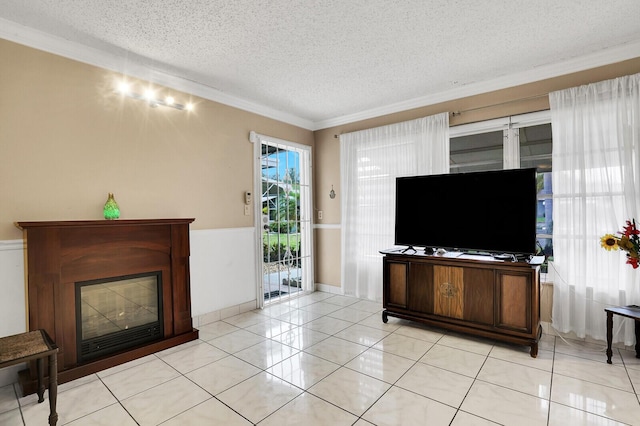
[0,39,313,241]
[4,36,640,296]
[312,57,640,287]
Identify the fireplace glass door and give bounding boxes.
[76,272,163,362]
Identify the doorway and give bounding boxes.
[251,132,313,307]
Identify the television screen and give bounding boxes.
[395,168,538,255]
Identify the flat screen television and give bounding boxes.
[395,168,538,255]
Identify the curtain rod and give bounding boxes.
[333,93,549,138]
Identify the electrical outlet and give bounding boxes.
[244,205,250,216]
[318,210,323,220]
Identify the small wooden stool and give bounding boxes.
[0,330,58,426]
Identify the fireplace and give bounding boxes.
[76,271,163,363]
[16,219,198,396]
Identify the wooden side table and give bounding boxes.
[605,305,640,364]
[0,330,58,426]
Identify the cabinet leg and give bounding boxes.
[529,343,538,358]
[382,311,388,323]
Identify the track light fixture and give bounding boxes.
[116,79,194,111]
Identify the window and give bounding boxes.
[450,112,553,270]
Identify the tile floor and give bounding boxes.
[1,291,640,425]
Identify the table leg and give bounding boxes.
[635,320,640,359]
[36,358,44,403]
[48,354,58,426]
[606,311,614,364]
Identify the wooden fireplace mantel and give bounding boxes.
[15,218,198,395]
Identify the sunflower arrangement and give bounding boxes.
[601,219,640,269]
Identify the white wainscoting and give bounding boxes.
[0,239,27,387]
[189,227,258,317]
[0,240,27,338]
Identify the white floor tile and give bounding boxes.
[548,401,629,426]
[22,378,117,426]
[333,323,390,346]
[303,316,353,335]
[373,333,434,361]
[259,392,358,426]
[451,410,501,425]
[551,374,640,425]
[217,372,303,424]
[477,357,552,399]
[554,353,634,392]
[233,339,299,369]
[392,324,446,343]
[0,408,23,426]
[272,326,330,350]
[185,355,261,395]
[438,332,495,355]
[101,357,180,400]
[460,380,550,426]
[156,340,228,374]
[267,352,340,389]
[322,295,360,307]
[208,329,266,353]
[362,386,457,426]
[327,307,376,323]
[161,398,252,425]
[345,348,415,384]
[0,384,18,414]
[4,291,640,426]
[307,367,390,416]
[395,361,474,407]
[489,343,554,372]
[304,336,368,364]
[121,376,211,426]
[419,344,486,377]
[64,403,137,425]
[196,320,241,341]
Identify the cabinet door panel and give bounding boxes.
[408,262,433,314]
[433,265,463,319]
[387,261,408,307]
[463,268,494,325]
[497,272,531,332]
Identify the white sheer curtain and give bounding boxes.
[340,113,449,301]
[550,73,640,345]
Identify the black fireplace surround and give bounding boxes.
[75,271,164,363]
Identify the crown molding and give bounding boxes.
[2,18,639,132]
[0,18,315,130]
[313,40,640,130]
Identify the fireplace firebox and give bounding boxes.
[76,271,164,362]
[15,219,198,396]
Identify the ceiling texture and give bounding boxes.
[1,0,640,130]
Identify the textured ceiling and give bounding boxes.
[1,1,640,129]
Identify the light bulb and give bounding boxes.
[117,81,130,94]
[165,96,175,105]
[144,89,155,101]
[185,102,194,111]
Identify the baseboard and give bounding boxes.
[193,299,258,327]
[315,283,343,295]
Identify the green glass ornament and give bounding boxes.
[103,193,120,220]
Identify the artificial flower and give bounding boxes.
[600,234,619,251]
[601,219,640,269]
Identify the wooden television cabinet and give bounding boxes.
[382,249,541,357]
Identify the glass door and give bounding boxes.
[258,137,313,305]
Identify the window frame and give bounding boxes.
[449,111,553,263]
